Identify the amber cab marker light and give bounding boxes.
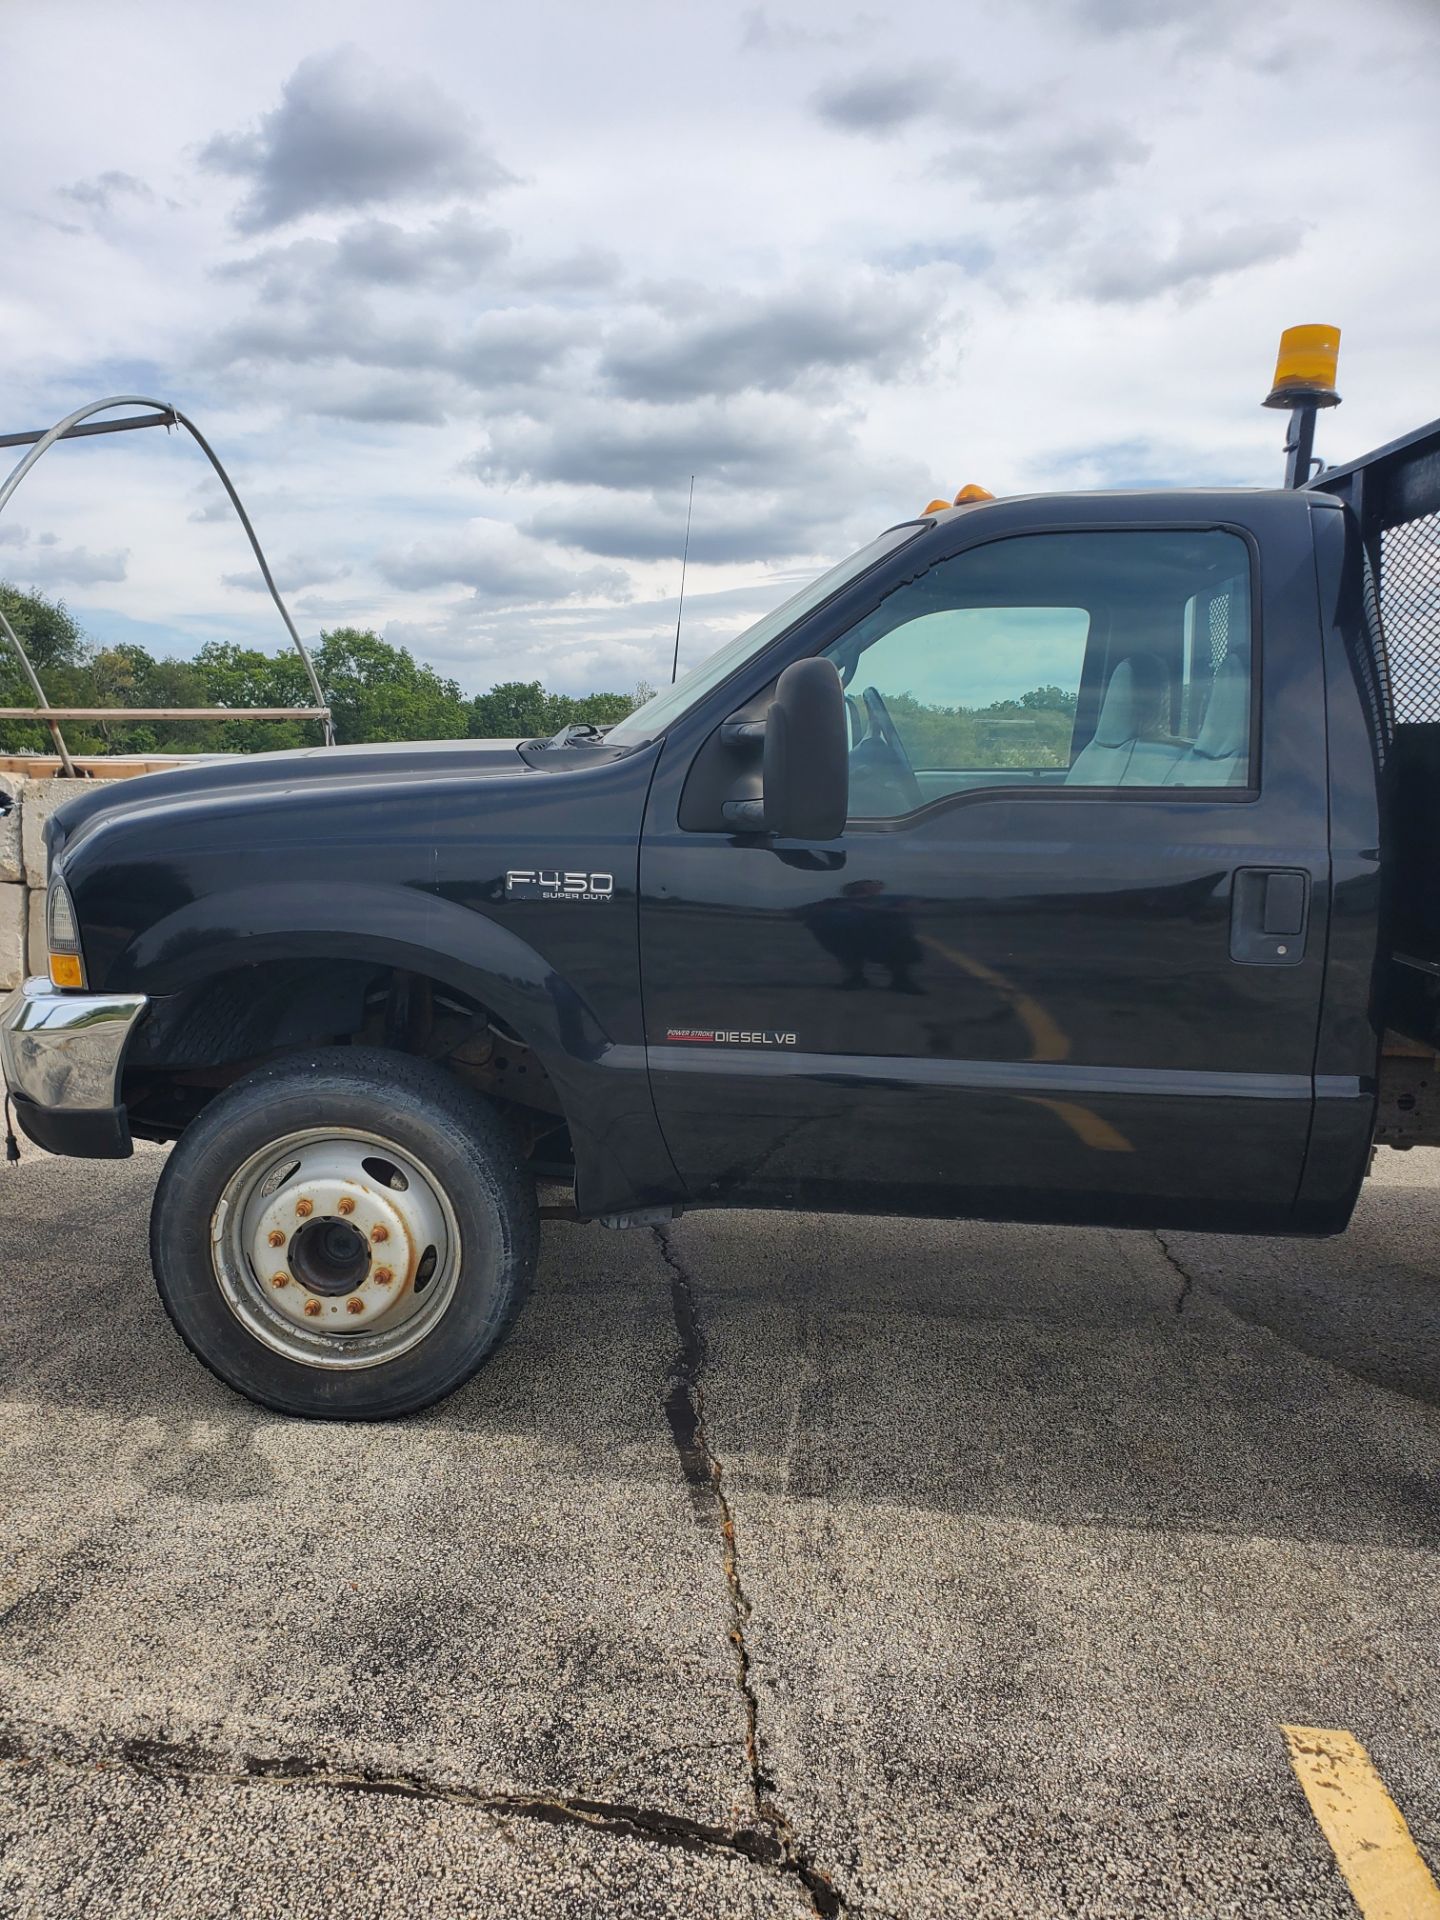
[1263,323,1342,410]
[49,952,84,990]
[922,497,951,514]
[954,484,996,504]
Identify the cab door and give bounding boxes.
[637,502,1331,1231]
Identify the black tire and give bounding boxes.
[150,1047,539,1420]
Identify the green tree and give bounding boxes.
[468,680,554,738]
[0,585,97,754]
[0,583,643,758]
[1020,684,1078,717]
[190,640,318,751]
[468,681,641,739]
[314,629,467,745]
[566,690,637,727]
[885,687,1077,770]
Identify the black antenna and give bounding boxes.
[670,474,695,684]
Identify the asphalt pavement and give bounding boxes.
[1,1136,1438,1918]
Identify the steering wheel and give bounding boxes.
[860,686,922,812]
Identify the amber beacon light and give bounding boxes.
[1263,324,1341,488]
[920,483,996,515]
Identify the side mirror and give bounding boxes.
[761,657,848,840]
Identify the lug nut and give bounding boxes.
[303,1299,322,1317]
[270,1272,289,1289]
[296,1197,314,1218]
[370,1224,389,1243]
[374,1266,394,1286]
[345,1298,365,1315]
[268,1229,286,1248]
[337,1196,356,1216]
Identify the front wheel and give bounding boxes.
[151,1048,539,1419]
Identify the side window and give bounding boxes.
[825,529,1253,819]
[841,607,1088,772]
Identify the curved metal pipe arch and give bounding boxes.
[0,395,333,752]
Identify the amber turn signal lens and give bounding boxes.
[48,953,84,990]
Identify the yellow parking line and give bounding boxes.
[1282,1725,1440,1920]
[915,935,1071,1063]
[1020,1096,1134,1153]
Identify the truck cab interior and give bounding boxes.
[829,527,1256,816]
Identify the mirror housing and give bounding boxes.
[761,657,848,840]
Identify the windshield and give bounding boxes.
[605,522,925,744]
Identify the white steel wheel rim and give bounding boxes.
[210,1126,464,1371]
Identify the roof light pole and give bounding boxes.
[1263,325,1342,488]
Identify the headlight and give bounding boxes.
[45,875,86,990]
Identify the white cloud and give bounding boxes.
[472,396,863,497]
[600,276,934,401]
[377,519,630,604]
[222,552,352,592]
[60,169,157,215]
[1073,219,1308,304]
[0,0,1433,699]
[936,125,1150,204]
[0,524,128,586]
[200,45,511,231]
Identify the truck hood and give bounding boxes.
[47,737,531,863]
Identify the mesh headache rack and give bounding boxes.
[1316,416,1440,1062]
[0,396,333,773]
[1316,416,1440,748]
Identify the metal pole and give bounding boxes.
[0,413,179,452]
[0,396,333,743]
[670,475,695,685]
[0,606,77,775]
[0,396,175,522]
[1284,403,1318,489]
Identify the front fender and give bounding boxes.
[115,880,681,1216]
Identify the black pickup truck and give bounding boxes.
[5,400,1439,1419]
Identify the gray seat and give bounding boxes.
[1068,654,1185,786]
[1164,652,1250,787]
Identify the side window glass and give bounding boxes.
[825,529,1253,819]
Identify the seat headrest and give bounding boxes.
[1193,652,1249,761]
[1093,653,1168,748]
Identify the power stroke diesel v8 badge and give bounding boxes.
[666,1028,798,1046]
[505,870,615,902]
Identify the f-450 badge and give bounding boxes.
[505,870,615,902]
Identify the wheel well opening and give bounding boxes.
[121,960,573,1176]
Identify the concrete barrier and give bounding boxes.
[0,774,21,887]
[0,882,24,993]
[20,778,78,885]
[0,777,86,985]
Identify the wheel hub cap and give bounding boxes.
[244,1169,416,1331]
[212,1129,461,1369]
[289,1215,370,1296]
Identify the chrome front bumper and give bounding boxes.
[0,977,148,1157]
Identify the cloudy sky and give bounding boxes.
[2,0,1436,697]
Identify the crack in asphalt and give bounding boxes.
[655,1225,847,1919]
[0,1225,850,1914]
[1154,1232,1197,1316]
[0,1727,792,1873]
